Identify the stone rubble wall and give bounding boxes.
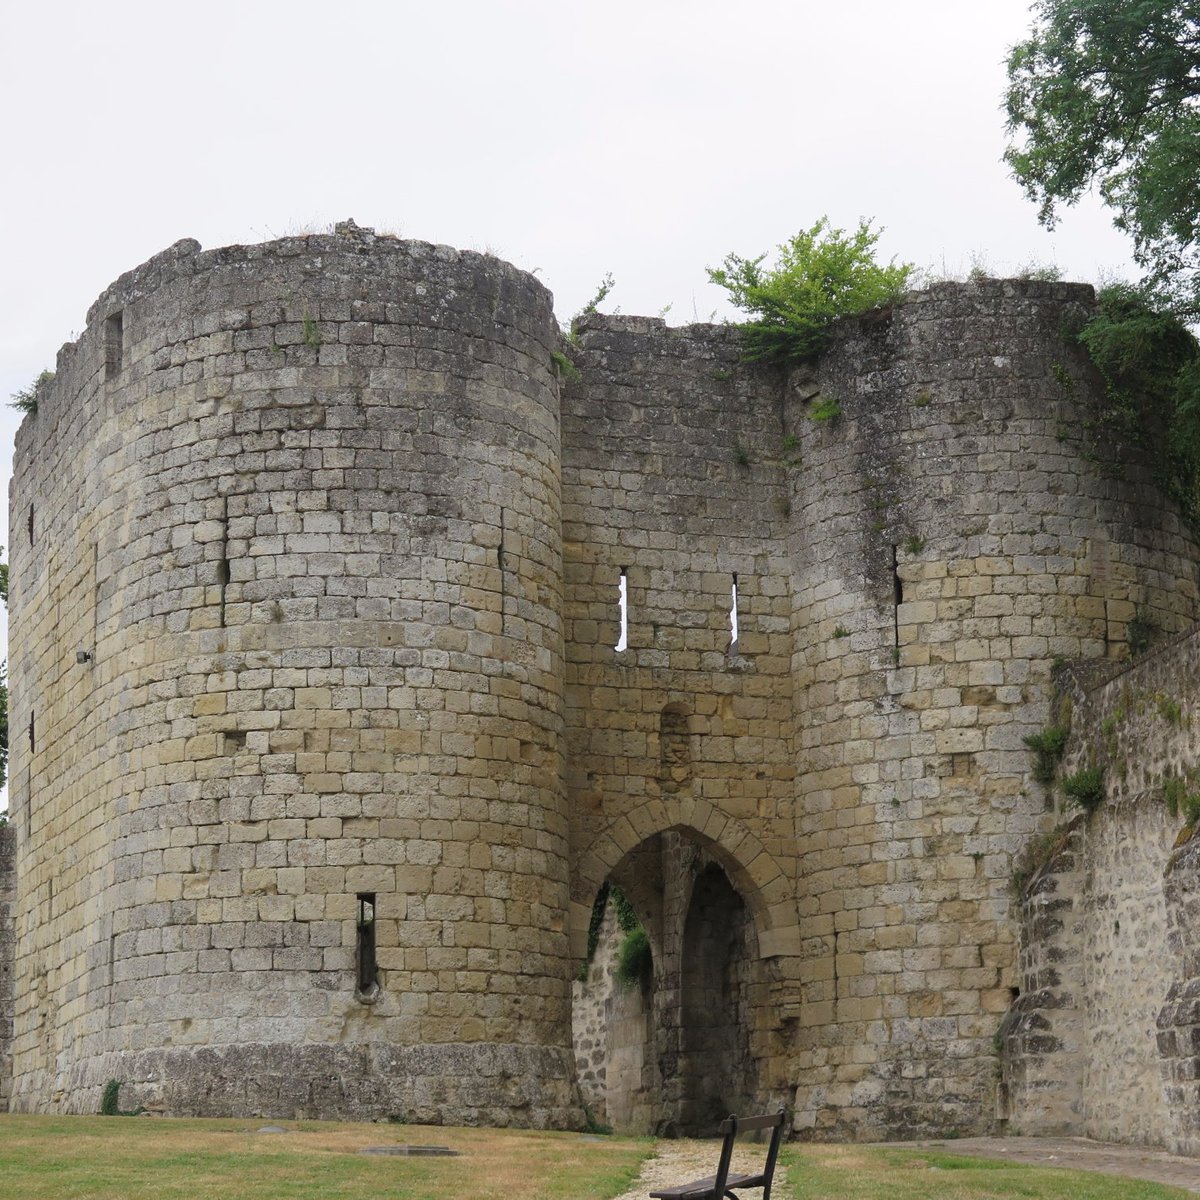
[998,816,1087,1133]
[571,901,655,1132]
[1004,630,1200,1154]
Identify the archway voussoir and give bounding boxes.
[609,816,641,856]
[685,799,715,831]
[700,809,729,844]
[758,873,791,909]
[629,800,669,840]
[744,851,778,889]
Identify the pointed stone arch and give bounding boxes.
[569,798,799,962]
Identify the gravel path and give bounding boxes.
[612,1138,793,1200]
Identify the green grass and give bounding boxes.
[0,1114,652,1200]
[1,1116,1192,1200]
[782,1144,1193,1200]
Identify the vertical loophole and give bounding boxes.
[93,540,100,651]
[891,544,902,650]
[356,893,378,996]
[105,312,124,379]
[28,503,34,544]
[29,709,36,754]
[217,503,230,627]
[729,573,740,654]
[497,506,507,617]
[615,568,628,652]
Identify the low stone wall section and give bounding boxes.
[1003,629,1200,1154]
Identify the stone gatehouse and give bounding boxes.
[2,222,1197,1142]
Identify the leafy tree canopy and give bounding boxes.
[708,219,912,364]
[1005,0,1200,312]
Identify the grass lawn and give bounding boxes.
[784,1144,1196,1200]
[0,1114,652,1200]
[1,1115,1195,1200]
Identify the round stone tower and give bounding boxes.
[7,223,577,1124]
[786,279,1200,1138]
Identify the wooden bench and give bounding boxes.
[649,1109,787,1200]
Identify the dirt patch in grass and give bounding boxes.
[0,1114,652,1200]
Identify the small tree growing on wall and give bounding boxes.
[707,218,912,364]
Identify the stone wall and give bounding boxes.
[0,822,15,1109]
[559,282,1200,1139]
[1003,630,1200,1154]
[10,231,1200,1140]
[560,314,799,1134]
[571,900,655,1132]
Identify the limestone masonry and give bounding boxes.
[4,222,1200,1146]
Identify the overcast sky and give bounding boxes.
[0,0,1141,808]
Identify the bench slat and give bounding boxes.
[648,1109,786,1200]
[649,1169,764,1198]
[719,1112,785,1134]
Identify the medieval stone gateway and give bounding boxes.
[3,222,1200,1145]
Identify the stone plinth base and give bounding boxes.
[25,1043,584,1129]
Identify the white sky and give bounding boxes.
[0,0,1142,808]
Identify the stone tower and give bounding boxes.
[7,223,577,1123]
[5,226,1199,1138]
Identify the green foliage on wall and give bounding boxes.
[708,219,912,364]
[1023,726,1069,784]
[1063,766,1106,813]
[1072,284,1200,542]
[580,882,652,988]
[9,369,54,415]
[1161,774,1200,826]
[99,1079,143,1116]
[614,926,652,989]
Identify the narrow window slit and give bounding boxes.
[29,709,36,754]
[356,893,378,996]
[93,541,100,651]
[497,506,507,616]
[615,567,628,652]
[217,504,229,627]
[891,544,902,651]
[28,503,34,544]
[728,573,740,654]
[104,312,124,379]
